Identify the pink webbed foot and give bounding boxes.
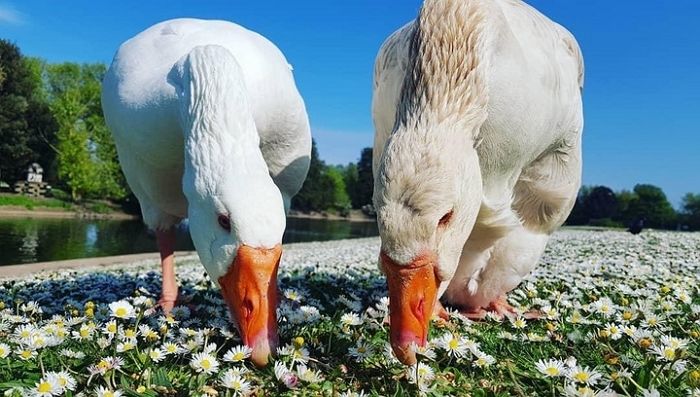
[460,295,529,320]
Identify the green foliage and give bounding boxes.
[625,184,677,229]
[567,184,682,230]
[355,147,374,208]
[326,166,351,212]
[680,193,700,230]
[45,62,126,201]
[0,41,57,183]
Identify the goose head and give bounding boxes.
[374,125,483,365]
[185,170,286,367]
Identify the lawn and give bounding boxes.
[0,230,698,396]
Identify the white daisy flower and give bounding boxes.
[340,312,362,326]
[108,300,136,320]
[567,365,603,386]
[434,332,470,358]
[190,352,219,375]
[31,377,60,397]
[535,358,566,377]
[224,345,253,363]
[220,369,251,395]
[95,386,124,397]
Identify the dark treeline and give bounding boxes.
[2,39,699,229]
[566,185,700,231]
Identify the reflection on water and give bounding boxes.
[0,217,378,266]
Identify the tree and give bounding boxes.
[44,62,126,201]
[565,185,592,225]
[326,166,351,212]
[343,163,359,208]
[355,147,374,208]
[680,193,700,231]
[625,184,677,229]
[292,139,326,212]
[583,186,617,220]
[0,40,56,183]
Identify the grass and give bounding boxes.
[0,193,121,214]
[0,231,698,396]
[0,194,73,211]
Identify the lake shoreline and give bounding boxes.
[0,205,138,220]
[0,206,376,223]
[287,209,376,223]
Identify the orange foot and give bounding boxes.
[433,300,450,321]
[460,295,520,320]
[157,287,179,315]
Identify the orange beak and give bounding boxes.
[219,244,281,367]
[381,251,438,365]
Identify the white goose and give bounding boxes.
[372,0,584,364]
[101,18,311,366]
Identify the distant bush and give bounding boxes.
[87,202,112,214]
[588,218,623,228]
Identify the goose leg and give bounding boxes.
[156,228,178,314]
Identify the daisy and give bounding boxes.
[602,323,622,340]
[31,377,60,397]
[190,352,219,375]
[109,300,136,320]
[274,361,298,389]
[103,320,118,336]
[348,340,375,362]
[95,386,124,397]
[406,363,435,392]
[472,351,496,368]
[223,345,252,363]
[220,370,251,395]
[0,343,9,358]
[162,341,183,355]
[510,316,527,329]
[535,358,566,377]
[47,370,76,392]
[567,366,603,386]
[148,348,166,363]
[434,332,470,358]
[297,364,324,383]
[340,312,362,326]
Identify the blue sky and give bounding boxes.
[1,1,698,206]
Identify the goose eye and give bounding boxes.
[438,210,454,227]
[217,214,231,231]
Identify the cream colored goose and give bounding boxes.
[101,18,311,366]
[372,0,584,364]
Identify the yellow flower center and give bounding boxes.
[663,348,676,360]
[107,324,117,333]
[233,352,244,361]
[448,339,459,350]
[20,351,32,359]
[574,372,589,382]
[545,367,559,376]
[115,308,127,317]
[57,378,67,387]
[124,329,136,338]
[104,391,114,397]
[37,382,52,392]
[201,359,211,369]
[622,312,633,320]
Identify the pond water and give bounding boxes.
[0,217,378,266]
